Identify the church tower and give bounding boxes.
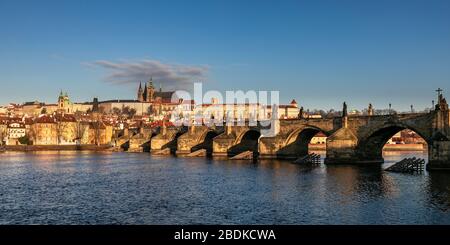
[137,82,144,102]
[146,77,155,102]
[143,82,148,101]
[57,90,72,113]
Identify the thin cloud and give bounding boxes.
[90,59,209,90]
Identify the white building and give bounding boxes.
[6,122,26,145]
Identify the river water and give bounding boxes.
[0,151,449,224]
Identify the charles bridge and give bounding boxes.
[119,94,450,171]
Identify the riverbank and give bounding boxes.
[2,144,113,152]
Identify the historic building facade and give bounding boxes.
[6,122,26,145]
[29,115,58,145]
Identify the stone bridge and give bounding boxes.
[176,125,224,156]
[150,126,187,154]
[145,96,450,170]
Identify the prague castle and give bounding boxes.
[96,77,181,118]
[137,77,176,103]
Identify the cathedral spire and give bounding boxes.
[148,76,154,88]
[137,82,144,102]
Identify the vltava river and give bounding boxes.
[0,151,449,224]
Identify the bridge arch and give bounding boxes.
[229,129,261,156]
[285,125,329,146]
[191,130,220,155]
[234,128,261,145]
[356,123,430,162]
[279,126,330,158]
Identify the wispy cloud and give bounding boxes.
[88,59,209,90]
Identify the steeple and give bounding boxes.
[143,82,148,101]
[159,82,162,92]
[137,82,144,102]
[144,77,155,102]
[148,76,154,88]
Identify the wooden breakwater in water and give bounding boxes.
[385,157,425,173]
[293,153,321,165]
[2,144,113,152]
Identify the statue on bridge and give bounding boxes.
[435,88,449,111]
[298,106,304,119]
[342,102,348,117]
[368,103,374,116]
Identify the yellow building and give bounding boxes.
[55,114,79,145]
[29,115,58,145]
[79,121,113,145]
[310,132,327,144]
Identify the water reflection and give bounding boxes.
[0,151,449,224]
[428,172,450,212]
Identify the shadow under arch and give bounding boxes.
[191,130,220,156]
[228,129,261,157]
[141,131,158,152]
[162,130,186,155]
[356,124,430,163]
[276,126,329,159]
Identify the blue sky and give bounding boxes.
[1,0,449,111]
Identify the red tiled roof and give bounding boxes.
[314,132,327,137]
[279,105,297,108]
[34,115,57,124]
[55,114,77,122]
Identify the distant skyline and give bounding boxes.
[1,0,449,111]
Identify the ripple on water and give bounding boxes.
[0,151,449,224]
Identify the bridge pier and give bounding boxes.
[324,126,363,164]
[150,127,186,155]
[212,125,260,157]
[428,141,450,170]
[258,136,285,159]
[176,125,222,156]
[427,98,450,170]
[212,134,236,157]
[128,127,154,152]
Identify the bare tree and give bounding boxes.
[112,107,121,115]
